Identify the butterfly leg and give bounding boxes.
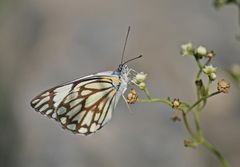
[121,94,134,113]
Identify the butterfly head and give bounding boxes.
[117,64,129,74]
[116,55,142,74]
[113,64,129,77]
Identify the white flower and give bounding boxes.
[203,65,217,75]
[135,72,147,83]
[196,46,207,57]
[138,82,146,90]
[181,42,193,56]
[209,73,217,81]
[231,64,240,77]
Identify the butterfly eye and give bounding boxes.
[118,64,123,71]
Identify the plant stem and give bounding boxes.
[137,98,172,106]
[143,87,152,100]
[195,57,203,80]
[182,112,196,138]
[186,91,221,113]
[193,110,202,135]
[137,82,230,167]
[202,138,231,167]
[199,79,212,110]
[194,80,202,134]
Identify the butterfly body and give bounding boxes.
[31,64,132,135]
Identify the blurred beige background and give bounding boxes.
[0,0,239,167]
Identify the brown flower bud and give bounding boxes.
[206,50,215,59]
[172,98,181,109]
[127,89,138,104]
[217,79,230,93]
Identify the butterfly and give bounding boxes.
[30,27,142,135]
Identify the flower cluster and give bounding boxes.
[133,72,148,90]
[181,43,214,59]
[128,42,232,167]
[203,65,217,81]
[181,43,219,81]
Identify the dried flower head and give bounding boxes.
[171,112,181,122]
[206,51,215,59]
[217,79,230,93]
[127,89,138,104]
[171,99,181,122]
[172,98,181,109]
[184,139,198,148]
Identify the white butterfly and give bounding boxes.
[30,27,142,135]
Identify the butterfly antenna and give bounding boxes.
[121,26,131,64]
[122,55,143,65]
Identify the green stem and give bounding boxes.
[182,112,196,138]
[202,138,231,167]
[143,87,152,100]
[137,98,172,106]
[193,110,201,135]
[195,56,203,69]
[204,58,211,67]
[137,84,231,167]
[193,83,201,136]
[195,57,203,80]
[186,91,221,113]
[200,79,212,110]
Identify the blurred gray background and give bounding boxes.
[0,0,239,167]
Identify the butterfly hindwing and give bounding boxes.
[56,76,120,135]
[30,84,74,120]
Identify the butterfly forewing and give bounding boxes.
[56,76,120,135]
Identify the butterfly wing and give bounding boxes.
[30,74,99,120]
[30,73,124,135]
[56,76,121,135]
[30,83,74,120]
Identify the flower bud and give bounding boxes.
[209,73,217,81]
[196,46,207,57]
[135,72,147,83]
[203,65,217,75]
[138,82,146,90]
[181,42,193,56]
